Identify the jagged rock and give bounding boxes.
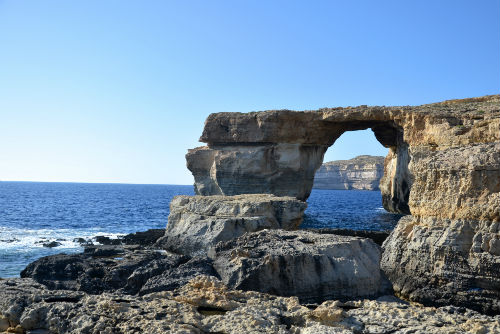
[156,194,307,256]
[41,241,61,248]
[138,256,219,295]
[93,228,165,246]
[1,276,499,334]
[20,247,185,294]
[122,254,191,295]
[382,215,500,315]
[121,229,165,245]
[187,95,499,214]
[209,229,391,303]
[20,229,194,295]
[313,155,385,190]
[186,95,500,311]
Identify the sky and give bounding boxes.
[0,1,498,185]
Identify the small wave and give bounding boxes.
[0,226,125,250]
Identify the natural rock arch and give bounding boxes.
[187,113,412,214]
[186,95,500,314]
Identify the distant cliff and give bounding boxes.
[313,155,385,190]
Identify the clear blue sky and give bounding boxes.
[0,1,498,184]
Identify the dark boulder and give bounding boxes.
[209,229,391,303]
[139,256,219,295]
[20,247,175,294]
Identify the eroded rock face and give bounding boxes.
[20,245,192,295]
[187,95,500,312]
[1,276,499,334]
[187,143,327,201]
[209,229,391,303]
[157,194,307,256]
[188,95,499,215]
[381,215,500,315]
[19,229,221,296]
[313,155,385,190]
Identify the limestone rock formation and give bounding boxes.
[209,229,391,303]
[187,95,499,214]
[313,155,385,190]
[157,194,307,256]
[186,95,500,312]
[1,276,499,334]
[382,215,500,315]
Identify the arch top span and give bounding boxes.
[185,95,500,312]
[187,95,500,217]
[199,108,404,147]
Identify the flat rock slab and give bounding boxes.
[209,229,391,303]
[157,194,307,256]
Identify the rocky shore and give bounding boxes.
[313,155,384,190]
[1,95,499,333]
[2,228,500,334]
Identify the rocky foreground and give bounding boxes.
[186,95,500,313]
[2,275,499,334]
[2,228,500,334]
[313,155,384,191]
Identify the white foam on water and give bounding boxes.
[0,226,125,251]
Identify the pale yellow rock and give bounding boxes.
[310,301,346,325]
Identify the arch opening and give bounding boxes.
[302,123,411,231]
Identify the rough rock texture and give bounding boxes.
[382,215,500,315]
[313,155,384,190]
[157,194,307,256]
[1,276,499,334]
[209,229,391,303]
[19,230,222,296]
[187,95,499,214]
[187,95,500,312]
[306,228,391,246]
[20,246,191,295]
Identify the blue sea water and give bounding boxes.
[0,182,402,277]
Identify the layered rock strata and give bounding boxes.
[187,95,499,214]
[209,229,391,303]
[186,95,500,312]
[313,155,385,190]
[382,215,500,315]
[157,194,307,256]
[1,276,499,334]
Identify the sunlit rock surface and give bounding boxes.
[209,229,391,303]
[157,194,307,256]
[187,95,500,312]
[313,155,384,190]
[1,276,499,334]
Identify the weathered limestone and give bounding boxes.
[209,229,391,303]
[187,95,500,312]
[187,144,327,201]
[157,194,307,256]
[313,155,385,190]
[382,215,500,315]
[188,95,499,215]
[1,276,499,334]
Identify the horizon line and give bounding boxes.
[0,180,193,186]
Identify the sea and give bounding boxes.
[0,181,403,278]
